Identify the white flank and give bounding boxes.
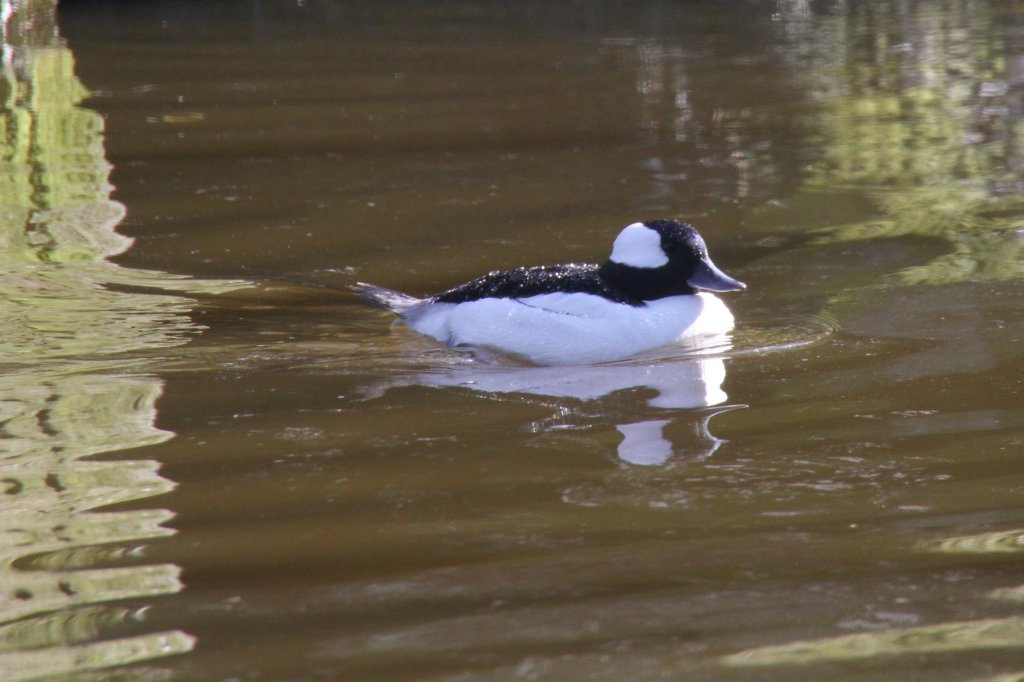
[608,222,669,268]
[404,291,734,366]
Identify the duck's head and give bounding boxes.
[601,220,746,300]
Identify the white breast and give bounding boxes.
[403,292,734,365]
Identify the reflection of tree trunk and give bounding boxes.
[1,0,59,64]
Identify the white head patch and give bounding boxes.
[608,222,669,268]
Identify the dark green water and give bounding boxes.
[1,1,1023,679]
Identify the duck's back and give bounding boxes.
[434,264,637,305]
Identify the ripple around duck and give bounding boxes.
[573,312,838,368]
[726,312,838,356]
[182,309,839,379]
[154,280,838,377]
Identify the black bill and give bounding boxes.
[686,258,746,292]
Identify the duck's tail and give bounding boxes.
[352,282,423,315]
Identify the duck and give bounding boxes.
[354,219,745,366]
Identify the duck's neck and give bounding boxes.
[598,259,697,302]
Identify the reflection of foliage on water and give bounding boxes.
[0,1,239,677]
[0,47,128,263]
[969,670,1024,682]
[828,193,1024,286]
[717,5,1024,671]
[921,527,1024,608]
[791,0,1024,284]
[607,14,813,206]
[723,523,1024,669]
[0,26,241,363]
[0,373,194,679]
[721,615,1024,666]
[919,527,1024,554]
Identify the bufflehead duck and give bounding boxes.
[355,219,745,365]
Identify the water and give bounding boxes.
[1,0,1023,679]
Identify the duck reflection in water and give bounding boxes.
[355,219,747,462]
[366,349,741,466]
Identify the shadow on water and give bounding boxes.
[0,2,243,678]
